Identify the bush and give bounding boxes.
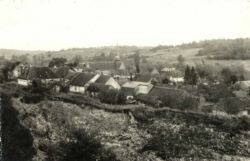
[47,130,118,161]
[198,83,234,103]
[98,89,119,104]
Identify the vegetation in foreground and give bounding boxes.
[1,92,250,161]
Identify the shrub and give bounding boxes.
[47,130,118,161]
[98,89,119,104]
[198,83,234,103]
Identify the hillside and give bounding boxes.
[1,88,250,161]
[0,49,45,59]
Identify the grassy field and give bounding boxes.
[144,47,250,73]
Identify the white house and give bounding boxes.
[236,81,250,91]
[95,75,120,89]
[69,73,100,93]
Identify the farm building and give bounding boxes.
[236,81,250,91]
[95,75,120,89]
[69,73,99,93]
[54,66,76,79]
[120,81,153,99]
[17,67,59,86]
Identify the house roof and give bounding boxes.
[147,86,185,98]
[55,66,72,78]
[119,62,126,70]
[120,86,135,96]
[122,81,151,89]
[95,75,111,84]
[151,68,160,75]
[19,67,58,80]
[65,72,78,80]
[69,72,95,86]
[134,74,152,82]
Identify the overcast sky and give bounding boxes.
[0,0,250,50]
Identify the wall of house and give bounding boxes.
[170,76,184,82]
[69,85,85,93]
[17,79,30,86]
[106,78,121,89]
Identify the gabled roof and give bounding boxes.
[151,68,160,76]
[122,81,151,89]
[69,73,95,86]
[120,86,135,96]
[134,74,152,83]
[119,62,126,70]
[147,86,185,98]
[55,66,73,78]
[65,72,78,80]
[95,75,111,84]
[19,67,58,80]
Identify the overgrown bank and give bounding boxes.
[1,94,250,161]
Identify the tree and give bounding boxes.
[71,55,82,66]
[53,130,118,161]
[190,67,198,85]
[184,66,191,84]
[184,66,198,85]
[177,55,185,65]
[98,89,119,104]
[134,51,140,73]
[221,68,238,85]
[48,58,67,68]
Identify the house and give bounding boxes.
[236,81,250,91]
[161,68,184,83]
[161,67,175,73]
[11,62,29,79]
[120,81,153,99]
[69,73,100,93]
[17,67,59,86]
[54,66,76,79]
[95,75,120,89]
[151,68,160,76]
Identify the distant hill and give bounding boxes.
[0,49,45,59]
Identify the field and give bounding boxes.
[144,47,250,74]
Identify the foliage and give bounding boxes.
[92,52,115,62]
[177,54,185,65]
[48,57,67,68]
[184,66,198,85]
[198,83,234,103]
[196,38,250,60]
[221,67,240,85]
[98,88,119,104]
[47,130,118,161]
[134,51,140,73]
[141,123,247,160]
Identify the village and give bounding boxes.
[1,46,250,161]
[1,46,250,117]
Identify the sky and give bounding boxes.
[0,0,250,50]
